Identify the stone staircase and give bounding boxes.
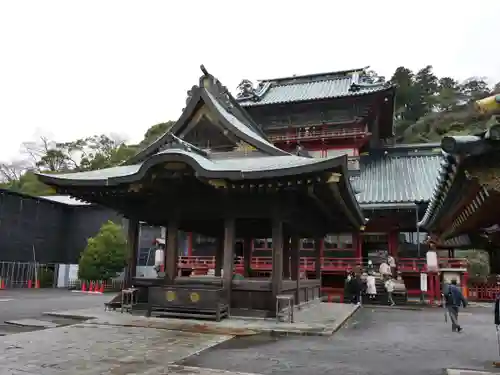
[362,276,408,305]
[343,273,408,305]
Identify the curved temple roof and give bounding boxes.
[37,140,365,229]
[128,65,288,165]
[236,67,395,107]
[36,66,369,230]
[37,146,353,186]
[418,127,500,233]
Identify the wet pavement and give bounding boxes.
[0,289,109,336]
[180,306,500,375]
[0,323,231,375]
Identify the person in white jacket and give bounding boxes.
[366,272,377,300]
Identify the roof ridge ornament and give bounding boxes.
[236,79,267,101]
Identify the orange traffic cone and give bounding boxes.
[99,281,105,293]
[81,281,87,292]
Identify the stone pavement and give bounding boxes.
[0,323,232,375]
[181,306,500,375]
[45,302,359,336]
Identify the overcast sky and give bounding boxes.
[0,0,498,162]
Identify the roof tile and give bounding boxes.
[237,70,393,107]
[353,154,442,204]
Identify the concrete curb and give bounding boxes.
[43,312,97,320]
[44,304,359,337]
[5,319,59,329]
[323,303,361,335]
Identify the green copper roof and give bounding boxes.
[237,68,394,107]
[353,153,442,205]
[37,148,351,186]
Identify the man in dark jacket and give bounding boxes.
[443,279,467,332]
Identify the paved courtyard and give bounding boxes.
[181,306,500,375]
[0,289,110,335]
[0,323,231,375]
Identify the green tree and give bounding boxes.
[138,121,175,148]
[436,77,459,111]
[460,77,491,103]
[413,65,438,116]
[77,135,137,170]
[390,66,415,121]
[78,221,127,281]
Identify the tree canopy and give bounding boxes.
[77,220,128,281]
[0,121,174,196]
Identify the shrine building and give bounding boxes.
[37,66,365,318]
[37,65,477,308]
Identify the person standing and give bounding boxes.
[366,272,377,300]
[385,276,396,306]
[347,272,361,304]
[444,279,467,332]
[387,255,396,276]
[379,260,391,278]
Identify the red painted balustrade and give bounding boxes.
[398,257,468,272]
[177,256,361,272]
[468,283,500,302]
[177,256,468,273]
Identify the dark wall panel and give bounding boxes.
[64,206,121,264]
[0,192,65,263]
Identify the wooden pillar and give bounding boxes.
[222,218,235,302]
[165,220,178,284]
[215,237,223,277]
[290,235,300,304]
[283,234,290,279]
[354,233,362,260]
[124,219,139,288]
[243,237,252,278]
[271,218,284,301]
[187,232,193,257]
[314,237,322,281]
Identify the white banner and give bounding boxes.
[420,272,428,292]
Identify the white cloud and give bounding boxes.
[0,0,498,161]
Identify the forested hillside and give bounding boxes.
[1,65,499,197]
[389,65,500,143]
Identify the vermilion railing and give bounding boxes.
[398,257,468,272]
[268,128,367,142]
[468,283,500,301]
[176,256,468,273]
[177,256,362,271]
